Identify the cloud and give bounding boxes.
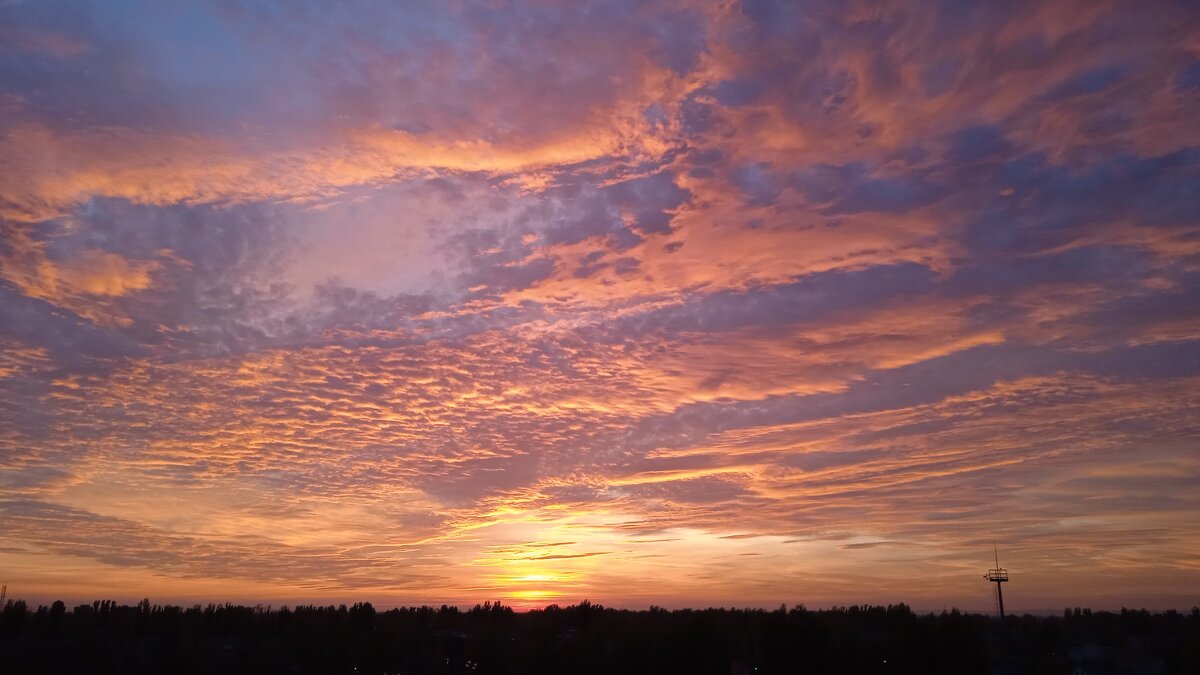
[1,0,1199,609]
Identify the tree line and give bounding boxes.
[1,597,1197,674]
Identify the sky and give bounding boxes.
[1,0,1199,612]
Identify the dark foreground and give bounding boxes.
[1,599,1197,674]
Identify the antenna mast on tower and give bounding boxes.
[983,545,1009,621]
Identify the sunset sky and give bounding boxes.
[2,0,1199,612]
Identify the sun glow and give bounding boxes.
[514,574,555,583]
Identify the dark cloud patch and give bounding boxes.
[0,464,73,494]
[731,163,781,206]
[602,172,690,236]
[921,56,963,97]
[1062,276,1200,341]
[615,263,938,337]
[946,125,1009,164]
[840,541,893,550]
[962,149,1200,256]
[1042,65,1125,101]
[620,475,752,505]
[795,163,948,215]
[513,181,637,251]
[467,257,557,296]
[649,8,706,75]
[784,448,893,472]
[0,3,181,131]
[303,281,432,334]
[713,78,766,107]
[738,0,821,38]
[539,484,610,504]
[415,455,543,506]
[679,95,718,136]
[1175,60,1200,91]
[6,198,305,359]
[947,245,1155,296]
[0,285,145,363]
[524,551,611,561]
